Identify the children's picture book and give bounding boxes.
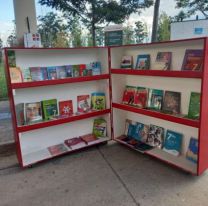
[187,92,201,120]
[22,68,32,82]
[59,100,73,116]
[147,124,164,148]
[147,89,163,110]
[47,66,58,80]
[121,56,133,69]
[24,33,42,48]
[163,91,181,114]
[72,65,80,77]
[122,86,137,105]
[132,122,149,143]
[93,118,107,137]
[186,137,198,164]
[163,130,183,156]
[91,92,106,110]
[56,66,67,79]
[133,87,148,108]
[25,102,43,124]
[77,95,90,113]
[80,133,98,145]
[42,99,58,120]
[29,67,48,81]
[9,67,23,83]
[64,137,86,150]
[91,62,102,75]
[181,49,203,71]
[154,52,172,70]
[79,64,87,76]
[48,143,68,156]
[7,50,16,67]
[15,103,25,126]
[86,64,93,76]
[65,65,73,77]
[124,119,137,138]
[135,54,150,70]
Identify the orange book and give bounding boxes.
[9,67,23,83]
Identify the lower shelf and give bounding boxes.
[115,138,197,175]
[22,137,110,167]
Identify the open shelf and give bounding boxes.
[112,103,199,128]
[12,74,110,89]
[111,69,203,78]
[17,109,111,133]
[23,137,110,167]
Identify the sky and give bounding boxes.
[0,0,202,45]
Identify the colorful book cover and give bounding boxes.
[91,62,101,75]
[72,65,80,77]
[147,89,163,110]
[122,86,137,105]
[42,99,58,120]
[25,102,43,124]
[132,122,149,143]
[80,133,98,144]
[154,52,172,70]
[133,87,148,108]
[79,64,87,76]
[29,67,48,81]
[59,100,73,116]
[65,65,73,77]
[163,91,181,114]
[64,137,86,150]
[163,130,183,156]
[135,54,150,70]
[9,67,23,83]
[187,92,201,120]
[47,66,58,80]
[86,64,93,76]
[181,49,203,71]
[147,124,164,148]
[77,95,90,113]
[124,119,137,138]
[15,103,25,126]
[93,118,107,137]
[91,92,106,110]
[22,68,32,82]
[186,137,198,164]
[121,56,133,69]
[48,143,68,156]
[56,66,67,79]
[7,50,16,67]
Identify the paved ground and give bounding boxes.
[0,142,207,206]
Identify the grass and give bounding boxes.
[0,62,8,100]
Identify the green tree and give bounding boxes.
[0,38,3,48]
[134,21,148,43]
[7,34,17,47]
[123,24,135,45]
[157,12,171,42]
[53,32,69,47]
[173,10,188,22]
[38,0,153,46]
[96,27,105,46]
[175,0,208,18]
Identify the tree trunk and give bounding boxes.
[91,2,96,46]
[151,0,160,42]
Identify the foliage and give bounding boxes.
[134,21,148,43]
[53,32,69,47]
[123,24,135,45]
[6,34,17,47]
[0,38,3,48]
[173,10,188,22]
[0,63,8,99]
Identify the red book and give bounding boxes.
[59,100,73,116]
[48,143,68,156]
[122,86,136,105]
[77,95,90,113]
[133,87,148,108]
[80,133,98,144]
[79,64,87,76]
[64,137,86,149]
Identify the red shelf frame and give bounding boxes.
[111,69,203,78]
[17,109,111,133]
[12,74,110,89]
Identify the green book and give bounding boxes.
[187,92,201,120]
[92,118,107,137]
[42,99,58,120]
[147,89,163,110]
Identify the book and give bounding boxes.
[163,91,181,114]
[72,65,80,77]
[7,50,16,67]
[65,65,73,77]
[56,66,67,79]
[91,62,102,75]
[9,67,23,83]
[47,66,58,80]
[42,99,58,120]
[77,95,90,113]
[64,137,86,150]
[25,102,43,124]
[15,103,25,126]
[135,54,150,70]
[122,86,137,105]
[154,52,172,70]
[181,49,203,71]
[86,64,93,76]
[29,67,48,81]
[147,124,164,148]
[80,133,98,145]
[147,89,163,110]
[163,130,183,156]
[187,92,201,120]
[48,143,68,156]
[121,56,133,69]
[133,87,148,108]
[91,92,106,110]
[124,119,137,138]
[132,122,149,142]
[186,137,198,164]
[22,68,32,82]
[79,64,87,76]
[24,33,42,48]
[93,118,107,137]
[59,100,73,116]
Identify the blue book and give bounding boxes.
[47,66,58,80]
[135,54,150,70]
[56,66,67,79]
[186,137,198,163]
[65,65,73,77]
[29,67,48,81]
[132,122,149,142]
[163,130,183,156]
[91,62,101,75]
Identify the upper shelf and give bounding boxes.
[111,69,203,79]
[11,74,110,89]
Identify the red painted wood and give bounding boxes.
[111,69,202,78]
[112,103,199,128]
[11,74,110,89]
[17,109,111,133]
